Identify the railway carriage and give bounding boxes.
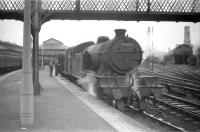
[0,41,22,72]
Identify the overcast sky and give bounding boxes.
[0,20,200,57]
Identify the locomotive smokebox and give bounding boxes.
[83,29,143,75]
[115,29,126,39]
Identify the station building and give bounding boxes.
[39,38,67,66]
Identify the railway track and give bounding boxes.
[176,66,200,81]
[142,94,200,132]
[146,64,200,80]
[142,111,186,132]
[60,71,200,132]
[154,65,200,82]
[124,104,187,132]
[139,68,200,88]
[137,66,200,131]
[157,94,200,120]
[139,66,200,100]
[160,82,200,99]
[139,68,200,98]
[130,94,200,132]
[178,65,200,77]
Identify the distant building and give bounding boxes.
[172,26,193,64]
[39,38,67,65]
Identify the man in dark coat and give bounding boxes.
[49,63,53,77]
[55,63,61,76]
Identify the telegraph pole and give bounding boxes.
[20,0,34,127]
[151,27,154,71]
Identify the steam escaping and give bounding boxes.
[132,72,142,99]
[77,72,97,97]
[131,69,163,99]
[131,68,142,99]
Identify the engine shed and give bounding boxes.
[172,44,193,64]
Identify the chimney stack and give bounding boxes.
[183,26,191,45]
[115,29,126,39]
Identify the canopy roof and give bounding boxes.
[40,38,68,50]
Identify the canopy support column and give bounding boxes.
[20,0,34,127]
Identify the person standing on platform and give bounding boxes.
[55,63,58,76]
[55,63,61,76]
[49,63,53,77]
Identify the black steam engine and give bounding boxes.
[82,29,142,75]
[58,29,163,110]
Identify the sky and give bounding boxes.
[0,20,200,58]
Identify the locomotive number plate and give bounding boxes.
[121,43,132,46]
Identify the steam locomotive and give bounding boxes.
[58,29,163,110]
[0,41,22,72]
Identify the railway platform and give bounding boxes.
[0,67,154,132]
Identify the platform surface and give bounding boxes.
[0,68,154,132]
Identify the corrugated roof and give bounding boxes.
[0,41,22,52]
[0,45,7,49]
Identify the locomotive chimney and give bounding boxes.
[114,29,126,39]
[183,26,191,45]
